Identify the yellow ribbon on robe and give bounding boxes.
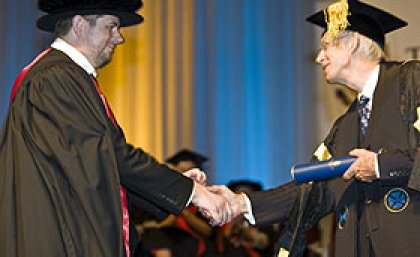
[314,142,332,161]
[277,248,290,257]
[414,106,420,132]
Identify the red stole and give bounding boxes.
[90,76,131,257]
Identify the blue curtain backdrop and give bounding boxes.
[0,0,318,189]
[193,0,317,188]
[0,0,51,123]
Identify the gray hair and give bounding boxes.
[338,31,385,61]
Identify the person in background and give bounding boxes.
[210,1,420,257]
[0,1,232,257]
[166,149,208,172]
[136,149,213,257]
[215,180,278,257]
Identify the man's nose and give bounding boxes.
[315,50,325,64]
[115,32,124,44]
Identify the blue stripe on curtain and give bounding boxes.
[194,0,316,188]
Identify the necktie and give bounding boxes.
[358,95,370,138]
[90,76,131,257]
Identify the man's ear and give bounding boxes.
[348,32,361,55]
[71,15,87,37]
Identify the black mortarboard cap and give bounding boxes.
[166,149,208,169]
[306,0,407,49]
[227,180,263,192]
[37,0,144,32]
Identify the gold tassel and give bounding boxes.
[324,0,350,41]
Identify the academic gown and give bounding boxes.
[250,61,420,257]
[0,49,193,257]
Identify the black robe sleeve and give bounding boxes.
[273,120,340,256]
[246,181,299,226]
[398,61,420,191]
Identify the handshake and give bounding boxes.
[184,169,249,226]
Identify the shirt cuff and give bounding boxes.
[186,182,196,206]
[375,153,380,178]
[242,193,256,225]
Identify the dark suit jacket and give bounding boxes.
[0,49,193,257]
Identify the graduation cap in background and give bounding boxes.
[306,0,407,49]
[37,0,144,32]
[227,180,263,193]
[166,149,208,170]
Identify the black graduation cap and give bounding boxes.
[166,149,208,169]
[227,180,263,192]
[37,0,144,32]
[306,0,407,49]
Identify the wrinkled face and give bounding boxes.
[315,32,352,84]
[84,15,124,68]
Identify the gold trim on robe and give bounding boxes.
[314,142,332,161]
[414,106,420,132]
[277,248,290,257]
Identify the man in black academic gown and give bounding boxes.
[211,1,420,257]
[0,1,233,257]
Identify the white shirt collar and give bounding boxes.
[51,38,98,78]
[358,65,380,109]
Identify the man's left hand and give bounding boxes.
[343,149,377,182]
[183,168,207,185]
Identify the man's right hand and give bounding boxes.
[191,183,234,226]
[207,185,249,220]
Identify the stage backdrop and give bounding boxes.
[0,0,51,123]
[99,0,318,187]
[0,0,319,188]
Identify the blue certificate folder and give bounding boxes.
[291,156,357,183]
